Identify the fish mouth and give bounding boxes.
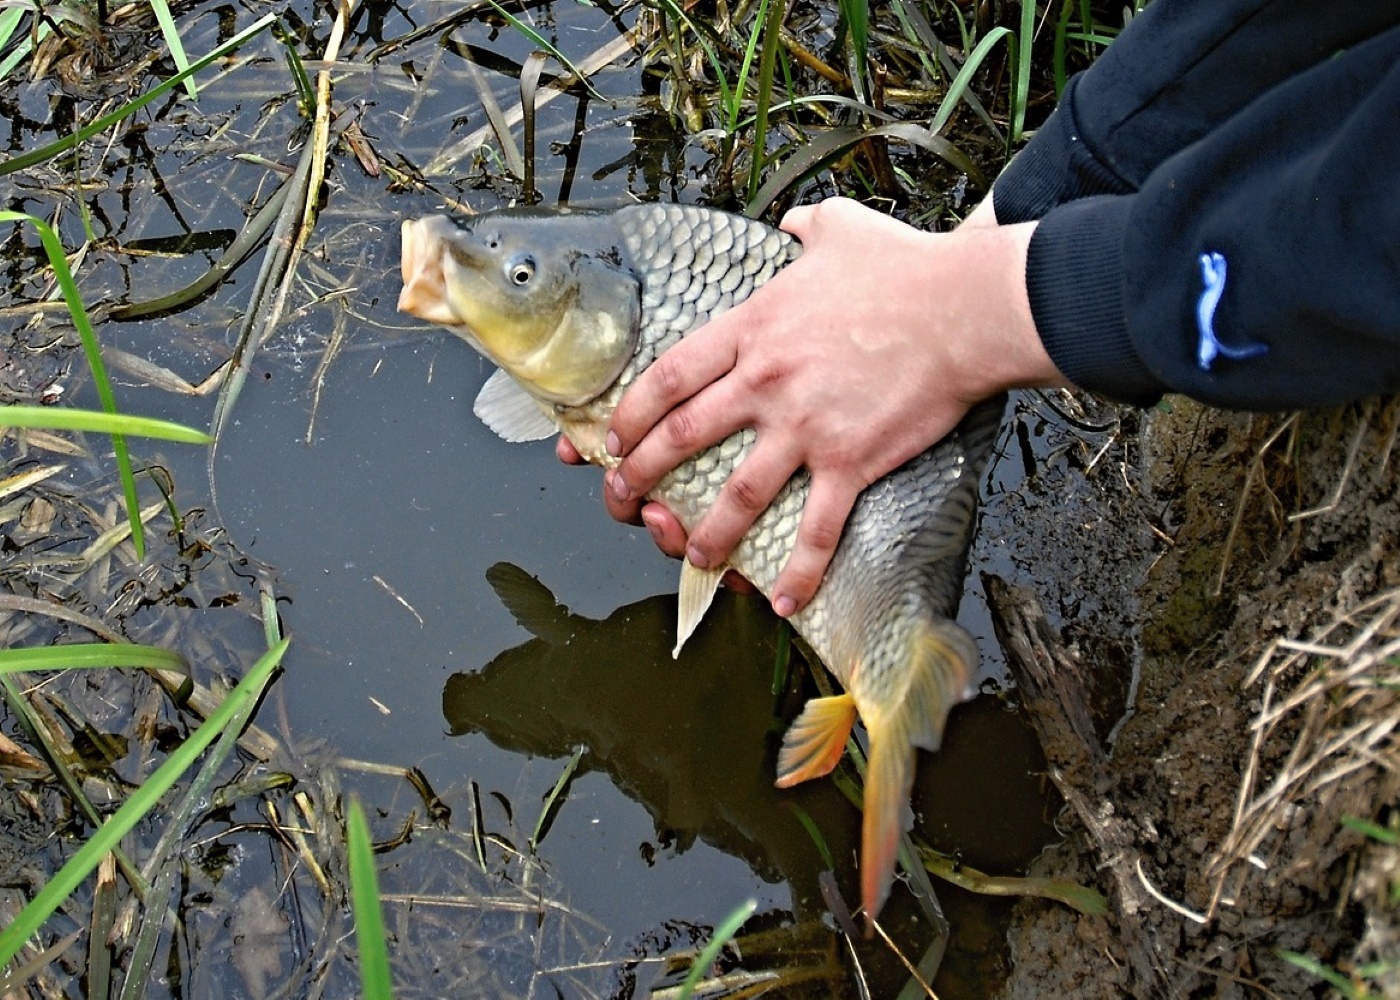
[398,215,482,326]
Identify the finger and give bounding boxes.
[770,475,860,617]
[611,364,755,503]
[634,503,757,597]
[608,318,739,457]
[778,196,856,241]
[721,569,757,595]
[639,503,688,559]
[684,436,802,570]
[602,469,646,526]
[556,436,586,465]
[777,202,818,238]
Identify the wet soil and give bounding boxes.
[992,396,1400,998]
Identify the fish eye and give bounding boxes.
[507,255,536,286]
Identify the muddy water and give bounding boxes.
[1,0,1074,993]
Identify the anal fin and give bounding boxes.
[673,560,727,658]
[775,693,857,787]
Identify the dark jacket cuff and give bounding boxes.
[993,74,1134,225]
[1026,195,1163,406]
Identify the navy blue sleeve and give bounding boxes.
[997,5,1400,409]
[994,0,1399,226]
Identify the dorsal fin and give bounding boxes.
[474,369,558,442]
[485,562,582,643]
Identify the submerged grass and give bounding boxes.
[0,640,288,974]
[674,898,759,1000]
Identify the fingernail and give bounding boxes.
[773,594,797,617]
[641,508,665,547]
[610,471,632,502]
[605,431,621,457]
[686,545,710,569]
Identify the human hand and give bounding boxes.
[556,435,755,592]
[602,198,1060,617]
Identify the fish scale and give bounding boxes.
[398,202,1003,927]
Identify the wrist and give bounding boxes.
[927,221,1069,401]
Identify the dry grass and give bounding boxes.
[1208,586,1400,918]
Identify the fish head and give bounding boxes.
[399,213,641,406]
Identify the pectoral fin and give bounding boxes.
[474,369,558,442]
[673,560,727,658]
[775,693,858,787]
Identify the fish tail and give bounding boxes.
[857,616,978,930]
[860,722,914,933]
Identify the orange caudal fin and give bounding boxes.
[860,724,915,933]
[856,617,979,930]
[775,694,858,788]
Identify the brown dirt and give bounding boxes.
[995,396,1400,999]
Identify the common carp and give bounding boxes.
[398,203,1002,927]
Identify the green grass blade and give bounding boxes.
[729,0,769,133]
[928,25,1011,137]
[0,11,48,81]
[109,184,290,322]
[1010,0,1037,144]
[530,745,585,851]
[0,7,25,57]
[273,21,316,116]
[784,802,834,870]
[485,2,606,102]
[836,0,869,103]
[676,899,758,1000]
[916,845,1107,915]
[1342,814,1400,845]
[148,0,196,99]
[0,405,212,444]
[1277,950,1361,997]
[0,638,288,968]
[747,0,786,202]
[650,0,733,120]
[0,644,188,675]
[0,212,145,555]
[0,13,276,177]
[348,800,396,1000]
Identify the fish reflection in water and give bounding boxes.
[442,562,859,913]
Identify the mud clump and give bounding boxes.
[993,396,1400,999]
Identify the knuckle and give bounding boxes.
[745,360,787,391]
[653,353,685,398]
[662,407,700,449]
[801,513,844,554]
[725,472,769,514]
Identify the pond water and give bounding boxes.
[0,0,1096,994]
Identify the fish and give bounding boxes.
[398,202,1003,927]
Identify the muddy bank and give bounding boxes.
[993,396,1400,998]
